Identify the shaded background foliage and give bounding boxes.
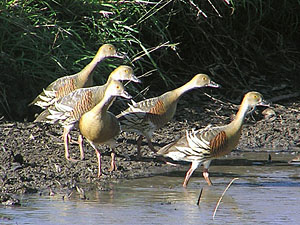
[0,0,299,121]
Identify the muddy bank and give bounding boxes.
[0,97,299,202]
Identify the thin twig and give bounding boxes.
[136,69,157,79]
[135,0,172,25]
[213,178,239,220]
[189,0,207,18]
[131,41,176,62]
[196,187,203,205]
[203,92,237,109]
[124,69,156,87]
[207,0,222,17]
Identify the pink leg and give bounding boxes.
[108,150,116,172]
[146,136,157,153]
[157,155,178,166]
[63,128,70,160]
[183,161,200,188]
[95,148,102,178]
[164,160,178,166]
[68,135,78,144]
[89,142,102,177]
[136,135,156,158]
[63,127,78,162]
[78,134,85,160]
[136,135,143,157]
[203,160,213,186]
[203,169,213,186]
[61,133,75,144]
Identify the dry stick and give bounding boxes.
[207,0,222,17]
[196,187,203,206]
[131,41,176,63]
[212,178,239,220]
[189,0,207,18]
[124,69,155,87]
[203,92,237,108]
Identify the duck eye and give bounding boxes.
[124,70,128,73]
[116,85,120,89]
[202,77,207,81]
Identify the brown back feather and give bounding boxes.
[145,100,168,127]
[148,100,166,115]
[209,131,227,157]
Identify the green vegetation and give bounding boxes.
[0,0,299,120]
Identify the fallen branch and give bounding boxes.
[213,178,239,220]
[196,187,203,205]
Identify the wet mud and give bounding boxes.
[0,96,299,203]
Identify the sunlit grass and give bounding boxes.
[0,0,175,119]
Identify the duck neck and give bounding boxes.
[78,52,104,83]
[90,93,115,116]
[229,100,251,132]
[105,75,114,84]
[168,79,196,102]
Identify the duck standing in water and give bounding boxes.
[157,91,269,187]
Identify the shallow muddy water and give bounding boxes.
[1,152,300,225]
